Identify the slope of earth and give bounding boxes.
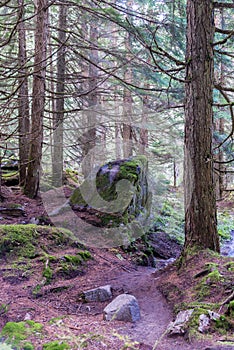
[0,187,233,349]
[0,224,228,350]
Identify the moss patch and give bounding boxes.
[1,320,43,349]
[0,225,78,260]
[36,250,92,287]
[42,340,70,350]
[158,250,234,341]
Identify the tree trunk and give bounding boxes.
[139,86,149,155]
[81,14,98,177]
[122,0,133,158]
[24,0,48,198]
[18,0,30,187]
[215,8,225,200]
[52,3,67,187]
[184,0,220,252]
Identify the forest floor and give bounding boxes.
[0,186,233,350]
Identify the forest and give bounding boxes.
[0,0,234,349]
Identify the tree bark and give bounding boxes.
[52,3,67,187]
[24,0,48,198]
[18,0,30,187]
[81,13,98,177]
[184,0,220,252]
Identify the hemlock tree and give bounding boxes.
[184,0,220,252]
[18,0,30,187]
[52,2,67,186]
[24,0,49,198]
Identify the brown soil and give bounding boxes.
[0,186,233,350]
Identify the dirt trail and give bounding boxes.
[106,266,212,350]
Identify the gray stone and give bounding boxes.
[103,294,140,322]
[208,310,220,321]
[24,312,31,320]
[167,309,194,335]
[83,285,112,302]
[199,310,221,333]
[198,314,210,333]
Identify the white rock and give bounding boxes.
[208,310,220,321]
[103,294,140,322]
[167,309,194,335]
[198,314,210,333]
[24,312,31,320]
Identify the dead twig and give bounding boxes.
[219,290,234,312]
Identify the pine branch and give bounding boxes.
[215,27,234,34]
[214,84,234,148]
[214,2,234,9]
[213,30,234,46]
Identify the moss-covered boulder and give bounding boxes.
[70,156,151,227]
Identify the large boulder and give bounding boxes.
[70,156,151,227]
[103,294,140,322]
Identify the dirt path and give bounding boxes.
[104,265,213,350]
[0,246,215,350]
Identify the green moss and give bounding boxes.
[69,187,87,206]
[77,250,92,260]
[0,303,9,315]
[32,284,43,297]
[228,300,234,318]
[196,269,223,300]
[204,262,218,270]
[42,266,53,284]
[206,270,223,283]
[0,225,39,258]
[187,308,208,338]
[100,212,127,227]
[23,342,34,350]
[224,261,234,272]
[65,168,79,184]
[64,254,82,265]
[49,316,66,324]
[174,301,221,315]
[0,225,78,261]
[70,156,149,228]
[1,321,43,349]
[214,315,231,334]
[54,251,91,278]
[42,340,70,350]
[2,171,18,178]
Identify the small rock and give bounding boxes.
[83,285,112,302]
[167,309,194,335]
[208,310,220,321]
[198,314,210,333]
[29,217,40,225]
[103,294,140,322]
[154,257,175,270]
[24,312,31,320]
[199,310,221,333]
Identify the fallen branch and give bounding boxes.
[219,291,234,312]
